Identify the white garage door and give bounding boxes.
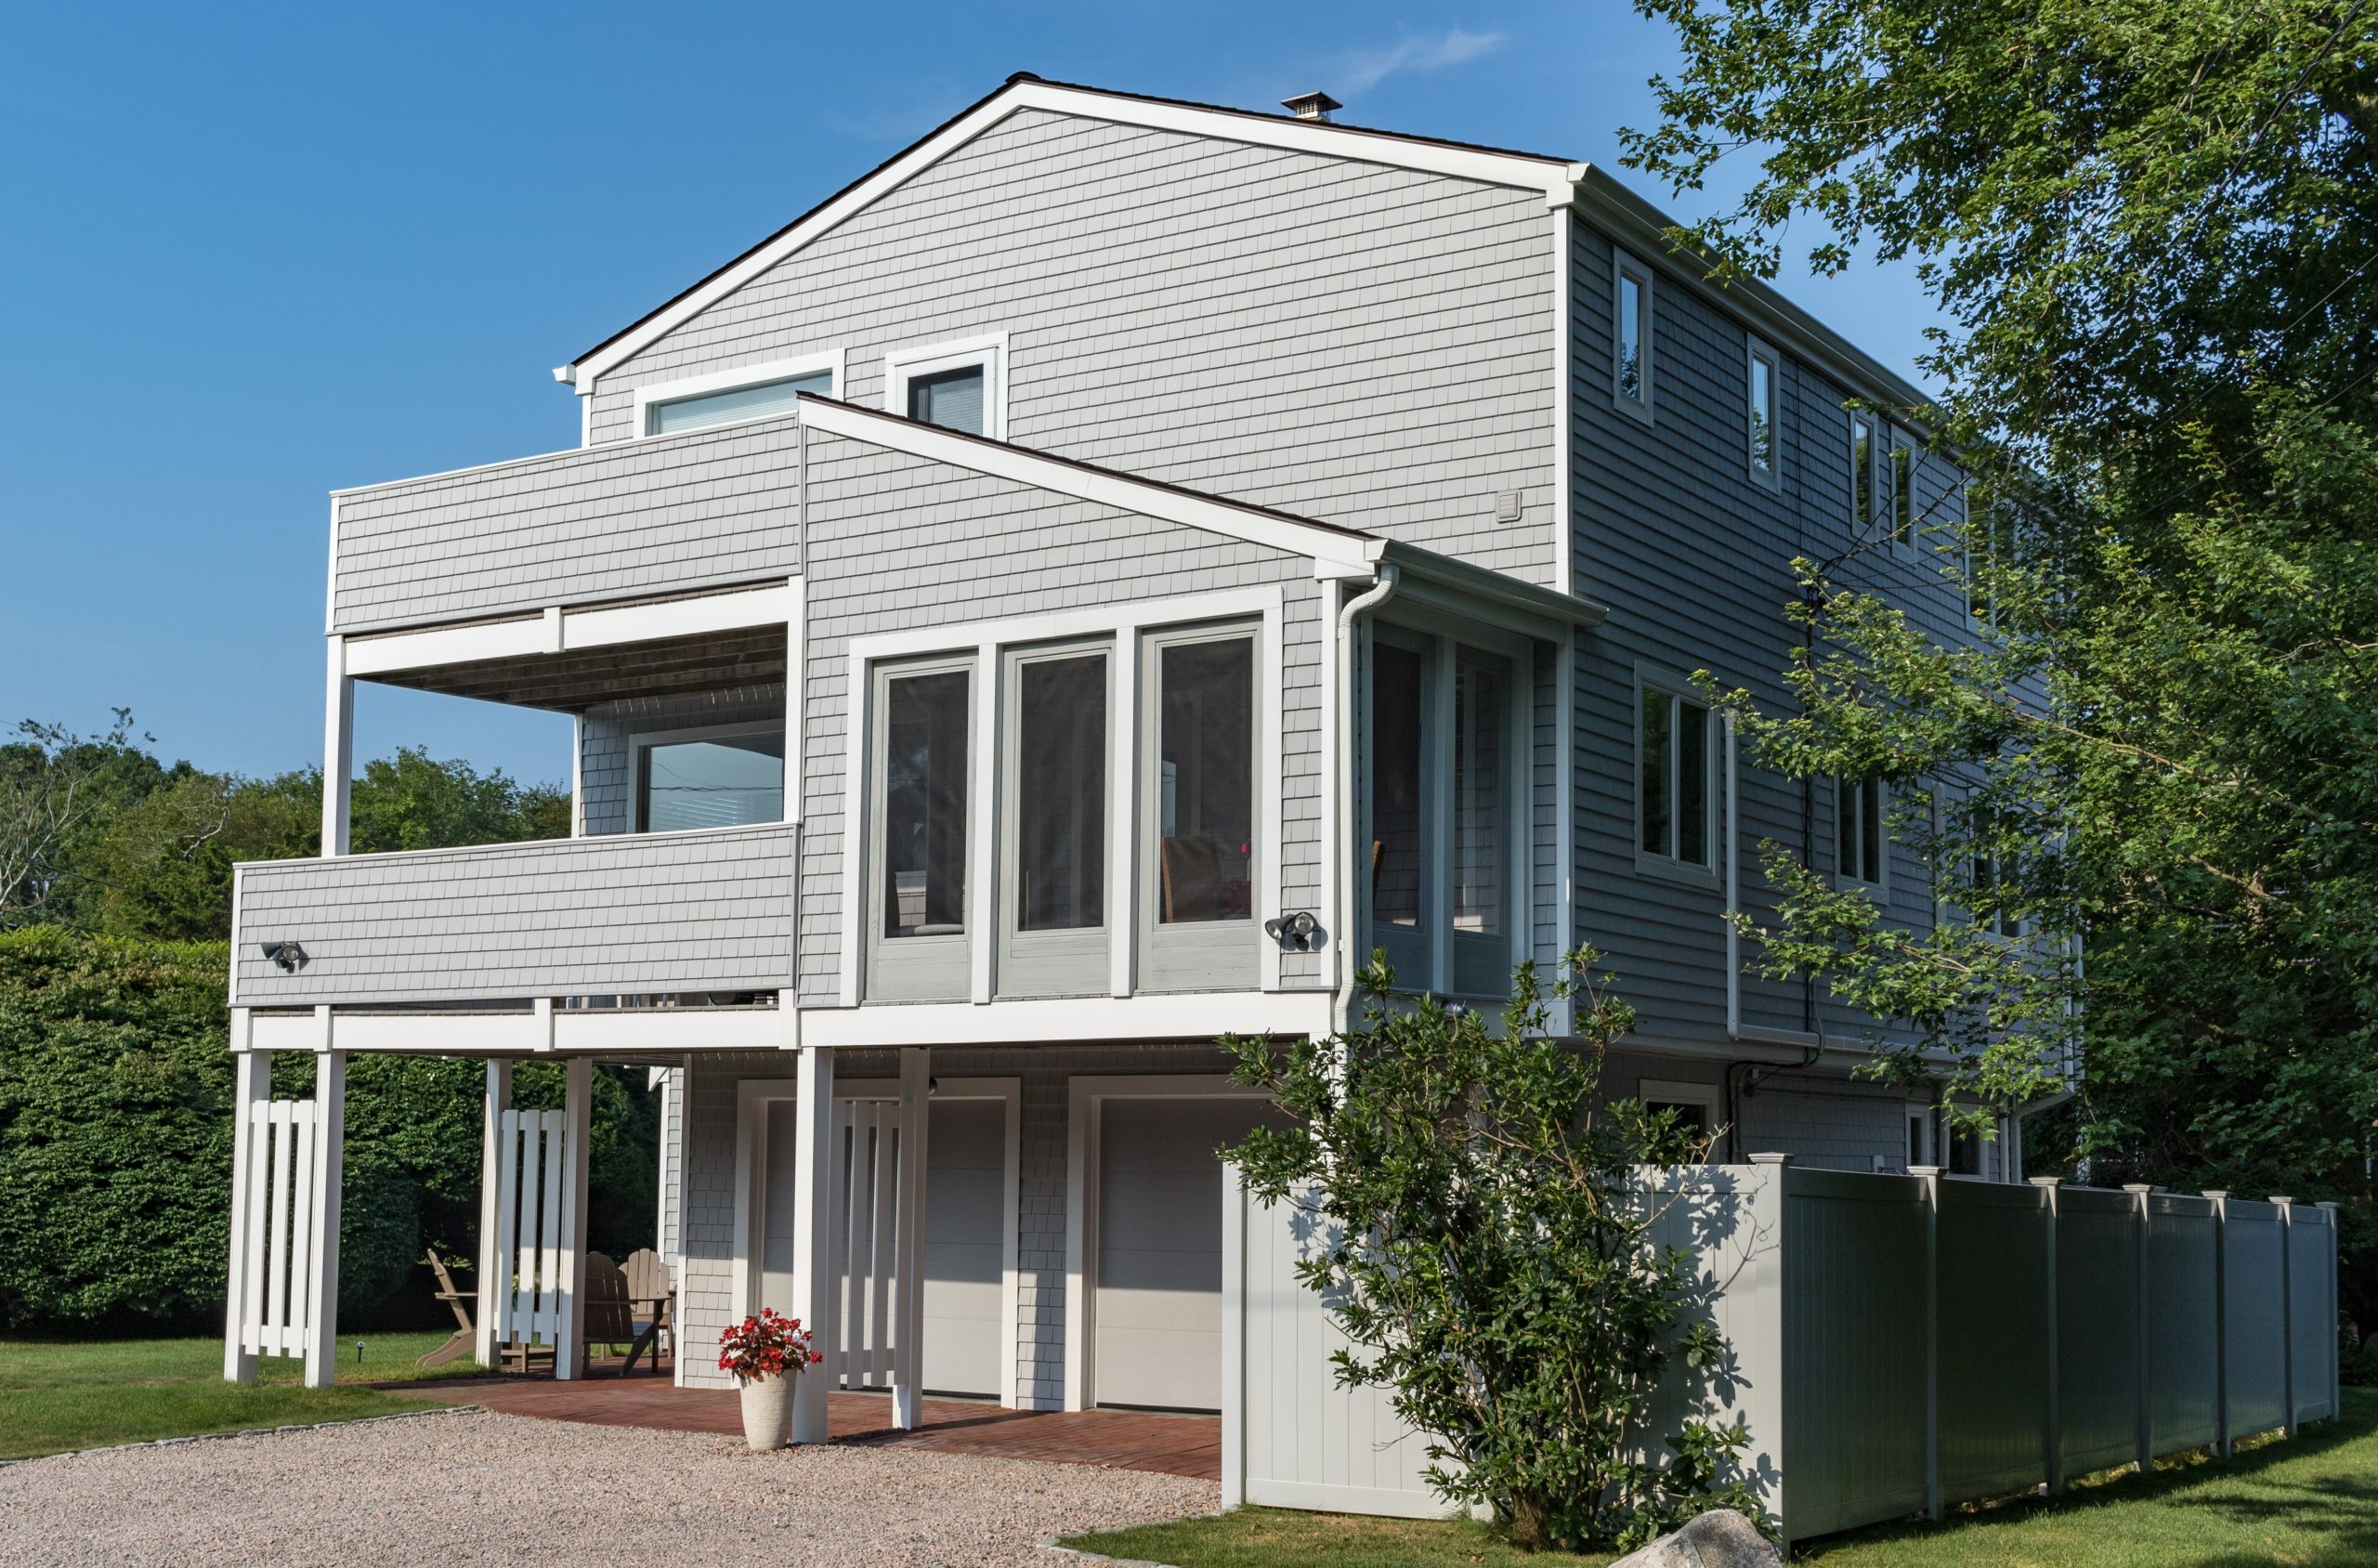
[1094,1096,1284,1412]
[921,1098,1006,1398]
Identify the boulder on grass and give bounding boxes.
[1606,1508,1782,1568]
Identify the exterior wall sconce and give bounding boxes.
[1263,911,1322,952]
[259,941,308,973]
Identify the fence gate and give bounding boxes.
[827,1094,916,1391]
[233,1096,326,1359]
[492,1107,571,1349]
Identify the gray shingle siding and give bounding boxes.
[796,430,1328,1001]
[229,823,796,1006]
[331,416,803,635]
[586,107,1560,584]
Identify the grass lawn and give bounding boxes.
[1065,1389,2377,1566]
[0,1332,486,1461]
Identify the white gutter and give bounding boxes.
[1724,712,1821,1050]
[1332,566,1401,1033]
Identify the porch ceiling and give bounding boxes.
[361,625,788,712]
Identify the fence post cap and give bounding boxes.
[2028,1176,2063,1188]
[1747,1152,1794,1167]
[2316,1200,2340,1211]
[2123,1183,2156,1194]
[2202,1189,2229,1200]
[2267,1195,2294,1205]
[1908,1164,1944,1178]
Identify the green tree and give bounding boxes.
[1623,0,2377,1320]
[1223,953,1760,1552]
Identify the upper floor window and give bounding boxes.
[869,658,974,1002]
[634,724,785,832]
[1637,676,1712,872]
[1849,412,1875,532]
[1143,622,1261,990]
[1614,252,1654,419]
[1888,438,1915,551]
[885,333,1007,439]
[1746,339,1781,486]
[1366,627,1520,995]
[1968,503,2018,622]
[1836,775,1885,888]
[1000,642,1112,996]
[635,355,838,437]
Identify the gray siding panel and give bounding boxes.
[589,108,1559,583]
[332,417,804,634]
[230,823,796,1005]
[798,431,1326,1000]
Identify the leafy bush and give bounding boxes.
[1222,950,1765,1552]
[0,928,655,1332]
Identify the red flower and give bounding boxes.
[716,1310,819,1383]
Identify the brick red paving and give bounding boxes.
[406,1366,1221,1481]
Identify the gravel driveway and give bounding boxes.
[0,1408,1214,1566]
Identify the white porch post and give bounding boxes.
[893,1047,931,1430]
[475,1059,513,1367]
[790,1045,837,1444]
[223,1039,269,1383]
[299,1044,346,1389]
[321,636,352,856]
[554,1057,594,1379]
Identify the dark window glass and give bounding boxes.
[1677,699,1708,866]
[1618,273,1645,401]
[1370,643,1426,927]
[1453,655,1505,936]
[637,732,784,832]
[1640,687,1671,856]
[882,670,970,937]
[1157,637,1255,924]
[1851,414,1874,528]
[1013,654,1106,932]
[908,366,986,434]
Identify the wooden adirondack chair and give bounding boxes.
[415,1250,478,1369]
[581,1251,636,1374]
[621,1248,673,1375]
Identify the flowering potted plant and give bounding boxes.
[717,1308,822,1451]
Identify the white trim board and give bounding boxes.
[1063,1073,1276,1413]
[342,580,796,678]
[882,333,1008,440]
[631,350,846,438]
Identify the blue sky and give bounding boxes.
[2,1,1939,789]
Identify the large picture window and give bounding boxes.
[634,725,784,832]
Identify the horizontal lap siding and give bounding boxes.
[588,108,1558,583]
[332,418,804,634]
[798,434,1323,1000]
[230,824,796,1005]
[1570,229,1966,1052]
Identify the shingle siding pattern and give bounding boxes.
[673,1042,1233,1402]
[1568,228,1968,1051]
[797,432,1326,1000]
[331,417,803,634]
[229,824,796,1005]
[588,108,1558,583]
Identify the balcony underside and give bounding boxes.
[361,622,788,712]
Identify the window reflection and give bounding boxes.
[1157,636,1254,923]
[1014,653,1106,932]
[882,670,970,938]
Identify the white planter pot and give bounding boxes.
[738,1373,797,1451]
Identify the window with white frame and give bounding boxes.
[637,356,838,437]
[1907,1104,1936,1169]
[1614,252,1654,418]
[1888,436,1915,551]
[1365,625,1522,995]
[633,723,785,832]
[1639,1078,1718,1159]
[1849,412,1876,533]
[1746,339,1781,484]
[1142,622,1260,990]
[1637,677,1713,871]
[1835,775,1886,888]
[869,657,974,1002]
[1968,503,2018,623]
[885,335,1005,439]
[1000,640,1111,996]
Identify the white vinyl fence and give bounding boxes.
[492,1107,574,1351]
[1224,1158,2343,1547]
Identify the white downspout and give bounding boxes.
[1333,565,1400,1034]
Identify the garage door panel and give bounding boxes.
[921,1098,1008,1398]
[1097,1325,1222,1409]
[1095,1282,1220,1331]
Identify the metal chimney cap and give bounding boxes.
[1281,91,1342,122]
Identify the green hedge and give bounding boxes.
[0,928,655,1332]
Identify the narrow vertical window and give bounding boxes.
[1850,413,1875,530]
[1013,653,1106,932]
[1747,341,1780,482]
[1676,697,1709,866]
[882,669,971,938]
[1836,776,1884,886]
[1155,635,1254,925]
[1370,642,1427,929]
[1637,683,1711,870]
[1639,686,1671,856]
[1614,255,1653,415]
[1890,442,1914,547]
[1451,655,1505,936]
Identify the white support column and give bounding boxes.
[790,1045,838,1444]
[2205,1190,2233,1456]
[223,1042,269,1383]
[475,1060,513,1367]
[321,636,353,857]
[2031,1176,2065,1492]
[1909,1162,1943,1521]
[300,1044,346,1389]
[893,1048,932,1430]
[2126,1183,2156,1471]
[554,1057,594,1379]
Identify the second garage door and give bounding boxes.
[1093,1095,1286,1412]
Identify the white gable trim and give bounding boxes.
[568,79,1576,386]
[796,396,1384,579]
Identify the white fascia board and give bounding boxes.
[343,582,793,677]
[802,990,1333,1049]
[343,615,547,675]
[799,398,1381,576]
[1378,541,1608,636]
[571,81,1572,385]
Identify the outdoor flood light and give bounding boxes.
[1263,910,1322,951]
[259,941,308,973]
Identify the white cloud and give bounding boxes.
[1337,27,1509,95]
